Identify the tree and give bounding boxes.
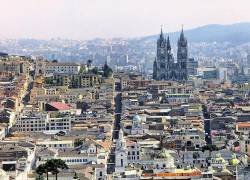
[202,144,219,152]
[202,144,219,159]
[36,164,46,180]
[103,62,113,78]
[73,172,80,179]
[74,139,83,147]
[44,77,54,85]
[45,159,68,180]
[91,67,99,75]
[37,159,68,180]
[79,66,87,74]
[193,152,200,161]
[170,119,178,128]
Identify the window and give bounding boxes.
[99,171,102,176]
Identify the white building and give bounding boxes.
[47,112,73,131]
[36,138,74,149]
[17,111,72,132]
[45,62,80,75]
[165,93,191,104]
[115,129,128,173]
[16,112,48,132]
[130,114,144,135]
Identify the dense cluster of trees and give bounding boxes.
[36,159,68,180]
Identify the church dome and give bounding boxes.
[221,165,232,175]
[213,153,226,164]
[158,149,173,159]
[208,166,216,173]
[133,114,141,122]
[229,154,240,166]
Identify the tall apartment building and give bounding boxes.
[17,112,48,132]
[0,61,31,76]
[47,112,73,131]
[17,111,73,132]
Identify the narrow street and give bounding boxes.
[113,92,122,139]
[22,76,34,105]
[107,90,122,174]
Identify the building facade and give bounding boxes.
[45,62,80,75]
[17,111,72,132]
[153,28,188,81]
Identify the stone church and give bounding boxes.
[153,28,188,81]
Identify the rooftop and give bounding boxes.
[48,101,71,111]
[237,123,250,128]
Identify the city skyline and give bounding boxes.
[0,0,250,40]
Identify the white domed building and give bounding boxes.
[131,114,144,135]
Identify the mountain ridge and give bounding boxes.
[138,22,250,44]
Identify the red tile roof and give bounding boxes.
[48,102,71,110]
[237,123,250,128]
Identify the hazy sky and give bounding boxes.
[0,0,250,40]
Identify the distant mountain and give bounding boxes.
[140,22,250,44]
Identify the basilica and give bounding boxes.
[153,28,188,81]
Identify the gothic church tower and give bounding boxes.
[177,27,188,80]
[153,27,188,81]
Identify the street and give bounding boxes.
[107,91,122,174]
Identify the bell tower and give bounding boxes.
[115,129,128,172]
[177,26,188,80]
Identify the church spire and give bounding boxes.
[167,35,171,50]
[157,26,166,48]
[180,25,185,42]
[159,25,164,41]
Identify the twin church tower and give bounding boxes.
[153,27,188,81]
